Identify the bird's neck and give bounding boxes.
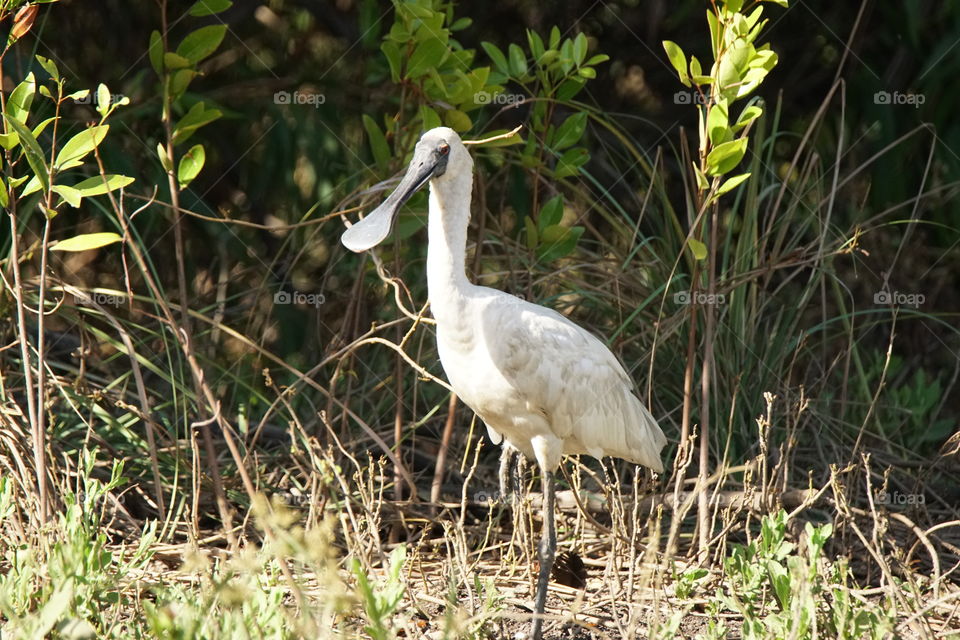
[426,172,474,321]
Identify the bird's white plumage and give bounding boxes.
[418,127,667,477]
[345,127,666,640]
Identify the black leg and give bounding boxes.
[530,469,556,640]
[498,445,515,502]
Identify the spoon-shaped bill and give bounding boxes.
[341,149,439,253]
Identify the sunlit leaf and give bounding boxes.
[3,114,48,193]
[717,172,751,195]
[177,144,206,189]
[51,232,123,252]
[52,184,83,208]
[55,125,109,170]
[662,40,690,87]
[688,237,707,261]
[73,174,135,196]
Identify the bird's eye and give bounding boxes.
[438,143,450,156]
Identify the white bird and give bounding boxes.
[342,127,667,640]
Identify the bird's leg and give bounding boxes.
[530,469,556,640]
[498,445,515,503]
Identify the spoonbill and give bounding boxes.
[342,127,667,639]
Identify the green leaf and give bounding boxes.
[706,99,730,146]
[527,29,545,62]
[524,216,538,249]
[508,44,527,77]
[717,172,751,195]
[556,77,585,101]
[51,232,123,252]
[407,39,448,78]
[362,115,390,172]
[537,225,584,262]
[418,105,442,131]
[572,33,588,65]
[52,184,82,208]
[381,41,402,82]
[549,26,561,50]
[553,112,588,150]
[538,195,563,232]
[3,114,48,193]
[148,31,164,74]
[0,132,19,150]
[450,17,472,31]
[176,25,227,64]
[481,42,509,76]
[55,125,109,170]
[36,55,59,81]
[31,116,56,139]
[734,104,763,131]
[554,147,589,178]
[705,138,748,176]
[163,52,192,70]
[692,163,709,191]
[0,176,7,208]
[157,143,173,172]
[5,73,36,124]
[444,109,472,133]
[96,84,111,117]
[189,0,232,16]
[177,144,206,189]
[662,41,690,87]
[688,237,707,261]
[73,174,135,196]
[170,69,197,97]
[172,103,222,144]
[19,175,41,198]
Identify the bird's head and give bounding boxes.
[341,127,471,253]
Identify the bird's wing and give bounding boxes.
[480,294,667,472]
